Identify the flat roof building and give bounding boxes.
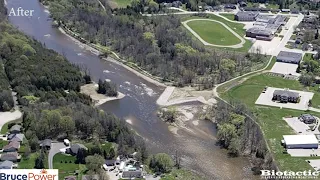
[276,51,303,64]
[235,11,259,21]
[283,135,318,149]
[246,27,273,41]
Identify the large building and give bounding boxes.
[235,11,259,21]
[272,89,300,103]
[246,28,273,41]
[244,14,286,41]
[283,135,319,149]
[276,51,303,64]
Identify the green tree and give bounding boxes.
[148,153,174,173]
[217,123,237,148]
[85,154,105,173]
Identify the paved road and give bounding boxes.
[182,19,246,48]
[0,110,22,133]
[48,142,66,169]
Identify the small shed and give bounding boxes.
[283,135,319,149]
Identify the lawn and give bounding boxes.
[0,139,8,149]
[186,20,241,46]
[266,3,279,9]
[221,73,320,171]
[219,13,235,21]
[181,14,252,52]
[18,153,39,169]
[53,153,86,180]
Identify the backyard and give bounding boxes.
[186,20,242,46]
[220,73,320,171]
[53,153,87,180]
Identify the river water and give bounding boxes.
[5,0,256,179]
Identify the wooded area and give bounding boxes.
[45,0,265,88]
[0,1,147,161]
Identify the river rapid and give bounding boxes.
[5,0,256,179]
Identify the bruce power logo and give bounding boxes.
[0,169,58,180]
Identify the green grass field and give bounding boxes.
[221,73,320,171]
[186,20,241,46]
[219,13,235,21]
[18,153,39,169]
[181,14,252,52]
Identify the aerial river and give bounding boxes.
[5,0,256,179]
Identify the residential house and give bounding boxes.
[121,171,143,179]
[7,134,25,143]
[299,114,316,124]
[276,51,302,64]
[272,89,300,103]
[39,139,52,150]
[105,160,116,166]
[3,141,20,152]
[9,125,21,134]
[0,152,19,162]
[0,160,13,169]
[66,144,87,155]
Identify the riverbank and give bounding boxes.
[57,27,166,88]
[80,83,125,106]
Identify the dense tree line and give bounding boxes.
[46,0,265,88]
[0,3,147,162]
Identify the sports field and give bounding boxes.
[186,20,241,46]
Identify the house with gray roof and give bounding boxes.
[66,143,87,155]
[0,160,13,169]
[3,141,20,152]
[9,125,21,134]
[39,139,52,150]
[235,11,259,21]
[299,114,316,124]
[64,176,77,180]
[276,51,303,64]
[8,134,25,143]
[0,152,19,162]
[272,90,300,103]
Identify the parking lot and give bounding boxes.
[270,62,300,76]
[307,159,320,171]
[255,87,314,110]
[283,117,317,135]
[249,37,282,55]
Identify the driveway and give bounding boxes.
[48,142,66,169]
[0,110,22,132]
